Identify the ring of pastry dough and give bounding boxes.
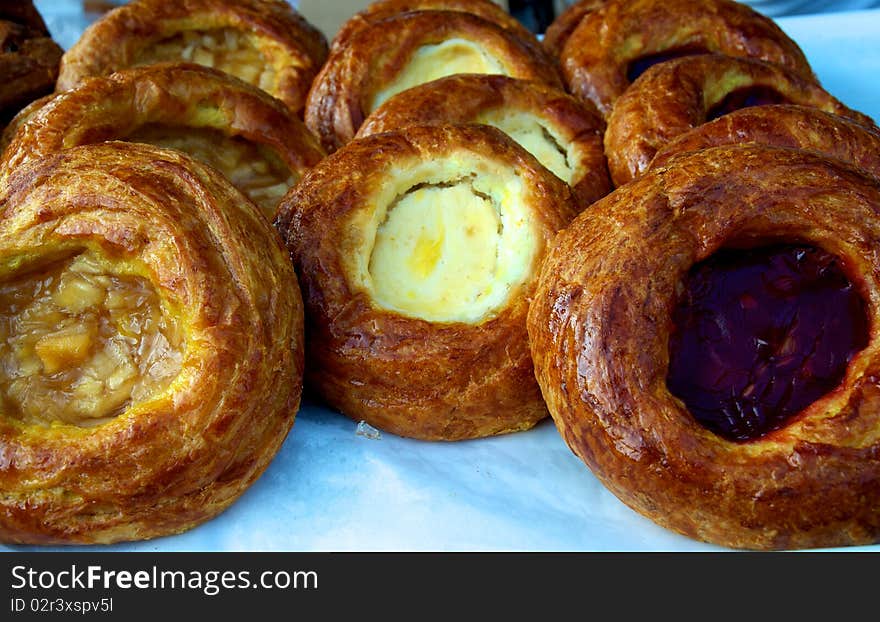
[561,0,813,117]
[1,63,325,220]
[56,0,328,114]
[330,0,539,54]
[528,145,880,550]
[357,74,611,208]
[276,124,576,441]
[604,55,876,186]
[0,142,304,544]
[305,10,562,153]
[649,104,880,180]
[542,0,607,59]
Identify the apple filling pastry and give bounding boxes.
[126,125,296,217]
[133,29,278,96]
[0,253,184,427]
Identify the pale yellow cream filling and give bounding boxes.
[349,157,539,324]
[371,38,509,112]
[475,110,576,184]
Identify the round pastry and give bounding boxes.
[649,104,880,180]
[604,55,876,186]
[2,63,325,220]
[542,0,607,59]
[305,10,562,153]
[357,74,611,208]
[0,142,304,544]
[276,124,576,441]
[0,4,63,125]
[56,0,328,115]
[330,0,538,54]
[528,144,880,550]
[560,0,814,117]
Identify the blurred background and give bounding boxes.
[33,0,880,48]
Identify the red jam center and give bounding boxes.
[666,245,868,442]
[706,86,788,121]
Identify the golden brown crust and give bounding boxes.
[357,73,611,208]
[542,0,607,59]
[650,104,880,179]
[604,55,876,186]
[0,93,52,155]
[0,11,62,125]
[56,0,328,114]
[0,142,304,544]
[527,144,880,550]
[330,0,539,54]
[276,124,576,441]
[561,0,814,117]
[1,63,326,220]
[305,10,562,153]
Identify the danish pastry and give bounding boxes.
[649,104,880,180]
[305,10,562,152]
[276,124,576,440]
[0,2,62,126]
[357,74,611,208]
[542,0,606,59]
[2,63,325,220]
[528,145,880,550]
[560,0,814,117]
[56,0,328,115]
[604,55,876,186]
[0,142,304,544]
[330,0,538,54]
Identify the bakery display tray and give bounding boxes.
[6,5,880,552]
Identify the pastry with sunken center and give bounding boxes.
[305,10,562,153]
[561,0,814,117]
[649,104,880,180]
[1,63,326,221]
[604,54,876,186]
[542,0,607,59]
[0,142,304,544]
[528,144,880,550]
[357,74,611,208]
[0,1,62,126]
[330,0,539,54]
[56,0,328,115]
[275,124,576,441]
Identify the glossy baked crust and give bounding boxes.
[357,74,611,209]
[604,55,876,186]
[0,142,304,544]
[650,104,880,179]
[330,0,539,54]
[0,93,50,155]
[0,3,62,125]
[305,10,562,153]
[1,63,326,220]
[542,0,607,59]
[56,0,328,114]
[561,0,814,117]
[276,125,576,441]
[528,145,880,550]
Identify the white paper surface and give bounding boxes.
[5,5,880,553]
